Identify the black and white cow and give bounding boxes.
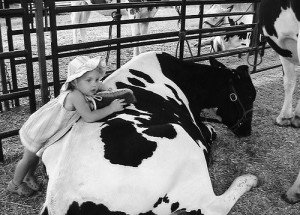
[202,3,254,52]
[40,51,257,215]
[259,0,300,127]
[71,0,163,56]
[259,0,300,204]
[71,0,219,57]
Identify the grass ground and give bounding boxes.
[1,5,300,215]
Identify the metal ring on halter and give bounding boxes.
[229,93,237,102]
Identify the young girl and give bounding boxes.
[7,55,126,196]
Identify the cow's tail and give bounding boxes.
[70,1,92,43]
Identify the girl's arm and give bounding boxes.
[68,90,124,122]
[98,82,112,91]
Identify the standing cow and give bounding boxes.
[40,51,257,215]
[259,0,300,204]
[259,0,300,127]
[71,0,163,56]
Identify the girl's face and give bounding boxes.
[75,69,105,96]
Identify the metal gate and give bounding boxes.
[0,0,37,162]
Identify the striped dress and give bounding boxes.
[19,91,80,154]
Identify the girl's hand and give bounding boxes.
[109,99,126,113]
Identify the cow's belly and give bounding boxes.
[42,121,215,214]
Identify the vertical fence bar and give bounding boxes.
[197,4,204,57]
[178,0,186,60]
[47,0,60,96]
[21,0,36,113]
[4,0,19,107]
[0,21,10,111]
[251,2,260,74]
[116,0,121,68]
[35,0,50,104]
[0,139,3,162]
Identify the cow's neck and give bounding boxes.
[157,53,230,110]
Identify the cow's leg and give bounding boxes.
[282,170,300,204]
[202,174,258,215]
[70,1,91,44]
[276,56,296,126]
[138,8,158,54]
[128,12,141,57]
[291,33,300,127]
[138,22,149,54]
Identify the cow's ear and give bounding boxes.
[236,65,250,77]
[209,57,226,69]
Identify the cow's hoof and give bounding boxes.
[274,117,292,127]
[234,174,258,191]
[281,193,300,204]
[291,115,300,128]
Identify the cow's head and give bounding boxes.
[209,57,256,137]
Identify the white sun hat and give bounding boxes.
[61,55,106,92]
[66,55,105,83]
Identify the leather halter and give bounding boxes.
[200,77,252,133]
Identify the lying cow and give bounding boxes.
[40,51,257,215]
[259,0,300,204]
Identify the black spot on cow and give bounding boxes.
[129,69,154,84]
[189,209,204,215]
[143,124,177,139]
[66,201,156,215]
[101,118,157,167]
[171,202,180,212]
[266,37,293,58]
[127,77,146,87]
[153,194,169,208]
[165,84,184,104]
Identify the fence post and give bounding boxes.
[3,0,20,108]
[35,0,50,104]
[178,0,186,60]
[0,21,10,111]
[197,4,204,57]
[21,0,36,113]
[251,1,260,74]
[46,0,60,97]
